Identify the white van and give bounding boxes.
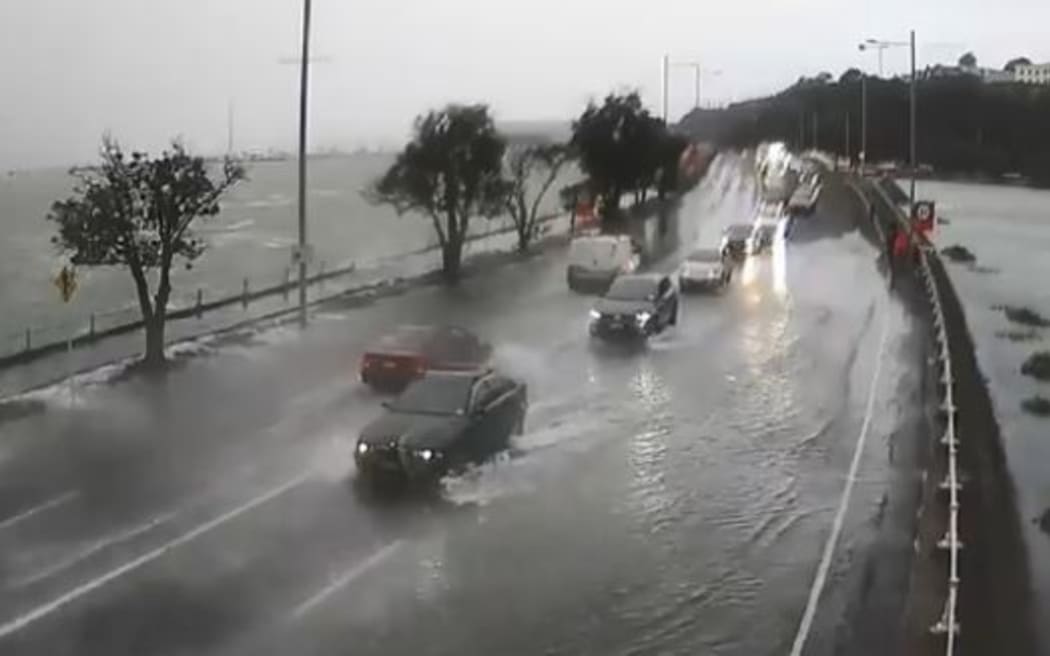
[567,235,640,293]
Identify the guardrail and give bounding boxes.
[867,178,960,654]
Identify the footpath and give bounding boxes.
[0,217,568,401]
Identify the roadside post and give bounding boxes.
[53,265,78,405]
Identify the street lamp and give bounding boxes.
[295,0,313,328]
[661,55,720,122]
[858,33,917,211]
[673,62,721,109]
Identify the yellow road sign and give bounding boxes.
[54,266,78,303]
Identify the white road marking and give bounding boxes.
[8,510,180,590]
[290,540,403,620]
[788,302,891,656]
[0,472,312,639]
[0,491,80,531]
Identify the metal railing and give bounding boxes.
[0,213,564,370]
[868,177,960,654]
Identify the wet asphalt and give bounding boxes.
[0,154,928,655]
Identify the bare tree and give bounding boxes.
[504,144,572,251]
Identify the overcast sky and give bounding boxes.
[2,0,1048,168]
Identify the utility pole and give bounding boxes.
[296,0,312,328]
[845,112,851,163]
[693,66,701,109]
[227,100,235,155]
[661,54,670,123]
[860,74,868,167]
[909,29,917,213]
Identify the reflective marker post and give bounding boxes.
[53,265,78,405]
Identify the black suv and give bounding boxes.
[355,370,527,483]
[588,274,679,339]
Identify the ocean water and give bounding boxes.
[0,154,571,355]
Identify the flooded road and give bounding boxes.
[0,157,928,655]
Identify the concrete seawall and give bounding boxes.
[856,176,1038,656]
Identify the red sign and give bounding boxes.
[912,201,936,239]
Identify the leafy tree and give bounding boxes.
[571,92,670,216]
[839,68,864,85]
[49,137,245,369]
[815,71,834,85]
[503,143,572,251]
[367,104,506,282]
[1005,57,1032,72]
[958,52,977,68]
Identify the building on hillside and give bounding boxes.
[1015,62,1050,85]
[980,68,1016,84]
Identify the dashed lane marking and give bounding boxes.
[290,540,404,620]
[0,491,80,532]
[0,472,312,640]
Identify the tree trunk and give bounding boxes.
[442,239,463,283]
[441,210,465,283]
[143,314,166,369]
[143,261,172,369]
[516,195,530,252]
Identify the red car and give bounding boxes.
[359,325,493,392]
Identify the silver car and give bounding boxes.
[678,249,731,292]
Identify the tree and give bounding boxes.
[1005,57,1032,72]
[958,52,977,68]
[839,68,864,85]
[49,137,245,369]
[815,71,834,85]
[367,104,507,283]
[503,143,572,252]
[571,92,667,216]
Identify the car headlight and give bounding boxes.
[635,311,651,325]
[356,442,369,455]
[589,309,601,320]
[418,449,434,462]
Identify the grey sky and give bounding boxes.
[2,0,1048,168]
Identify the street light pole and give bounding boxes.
[661,54,670,123]
[296,0,312,328]
[909,29,917,212]
[860,74,867,166]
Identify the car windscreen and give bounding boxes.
[390,375,473,415]
[375,326,431,352]
[687,249,721,263]
[605,277,657,301]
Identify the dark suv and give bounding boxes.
[588,274,679,339]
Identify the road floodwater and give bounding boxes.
[0,155,931,655]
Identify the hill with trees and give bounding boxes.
[679,71,1050,185]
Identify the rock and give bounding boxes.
[941,244,976,263]
[1038,508,1050,536]
[1021,396,1050,417]
[999,305,1050,328]
[1021,352,1050,381]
